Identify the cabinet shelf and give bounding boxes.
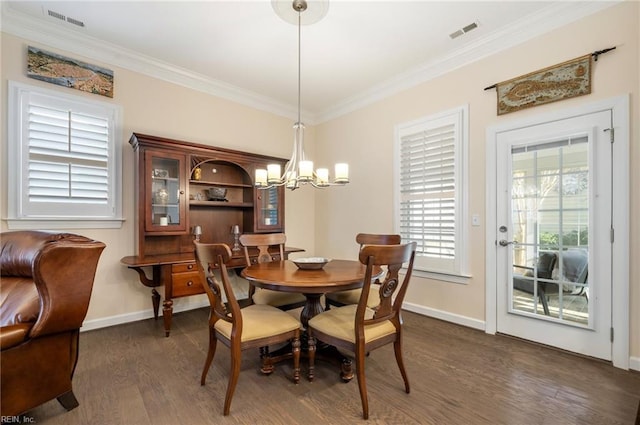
[152,203,179,207]
[189,180,253,189]
[189,200,253,208]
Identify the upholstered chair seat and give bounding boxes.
[213,304,301,342]
[251,289,307,308]
[308,304,396,343]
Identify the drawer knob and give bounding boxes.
[187,281,193,286]
[187,264,193,270]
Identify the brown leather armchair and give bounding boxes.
[0,231,105,417]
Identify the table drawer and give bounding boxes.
[172,272,203,297]
[172,262,198,273]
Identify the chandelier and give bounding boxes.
[255,0,349,190]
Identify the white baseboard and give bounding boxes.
[80,299,209,332]
[402,301,486,331]
[83,300,639,371]
[403,302,640,371]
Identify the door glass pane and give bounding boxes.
[510,139,589,325]
[151,157,181,227]
[259,186,279,227]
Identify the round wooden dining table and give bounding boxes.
[241,259,372,328]
[241,259,380,381]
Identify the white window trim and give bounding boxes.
[393,104,470,284]
[6,80,124,229]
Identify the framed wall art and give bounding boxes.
[27,46,114,98]
[495,54,591,115]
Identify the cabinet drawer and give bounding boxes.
[172,272,203,297]
[172,262,197,273]
[227,257,248,269]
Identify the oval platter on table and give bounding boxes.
[292,257,331,270]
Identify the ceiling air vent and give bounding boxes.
[45,9,85,28]
[66,17,85,27]
[47,9,65,21]
[449,21,479,39]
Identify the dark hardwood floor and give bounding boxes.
[22,308,640,424]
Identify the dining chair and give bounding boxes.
[324,233,401,310]
[194,242,301,416]
[238,233,306,310]
[307,242,417,420]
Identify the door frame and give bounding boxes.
[485,94,629,369]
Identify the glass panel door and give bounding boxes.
[510,138,589,325]
[256,186,281,230]
[145,150,186,232]
[495,109,612,361]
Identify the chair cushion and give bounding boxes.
[252,288,306,307]
[0,277,39,328]
[559,249,588,283]
[325,288,380,308]
[308,304,396,344]
[214,304,301,342]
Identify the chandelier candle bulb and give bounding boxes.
[267,164,281,183]
[299,160,314,180]
[335,163,349,183]
[255,169,268,186]
[286,171,297,189]
[316,168,329,185]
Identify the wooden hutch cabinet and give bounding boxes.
[120,133,299,336]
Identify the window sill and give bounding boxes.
[406,267,472,285]
[5,218,125,230]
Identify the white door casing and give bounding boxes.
[485,95,629,369]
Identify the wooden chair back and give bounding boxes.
[355,233,401,247]
[357,242,417,328]
[238,233,286,266]
[193,242,240,333]
[325,233,402,310]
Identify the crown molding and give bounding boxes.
[316,1,620,123]
[0,2,301,121]
[1,1,619,125]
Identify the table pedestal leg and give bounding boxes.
[258,293,353,382]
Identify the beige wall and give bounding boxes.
[315,1,639,358]
[1,2,638,361]
[0,32,315,325]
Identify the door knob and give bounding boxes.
[498,240,517,246]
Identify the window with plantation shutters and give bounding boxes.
[394,106,469,278]
[8,81,123,228]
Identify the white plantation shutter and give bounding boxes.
[28,105,109,203]
[8,81,122,225]
[395,106,468,275]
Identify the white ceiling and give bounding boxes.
[2,1,616,123]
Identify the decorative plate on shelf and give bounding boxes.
[293,257,331,270]
[153,169,168,178]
